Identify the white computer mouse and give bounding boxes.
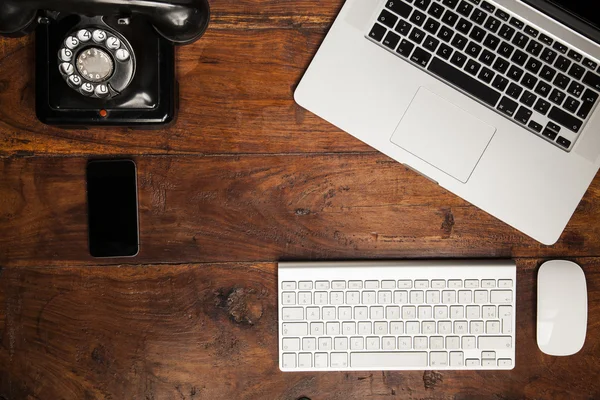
[537,260,588,356]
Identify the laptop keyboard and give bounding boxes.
[367,0,600,151]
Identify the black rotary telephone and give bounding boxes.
[0,0,210,126]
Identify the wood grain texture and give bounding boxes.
[1,259,599,400]
[1,156,600,268]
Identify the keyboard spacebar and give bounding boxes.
[427,57,501,107]
[351,352,428,368]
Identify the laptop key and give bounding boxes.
[549,107,583,132]
[479,49,495,66]
[564,97,581,114]
[424,35,440,51]
[567,81,584,98]
[549,89,566,106]
[411,47,433,67]
[428,2,446,18]
[484,16,501,33]
[383,31,402,50]
[451,34,468,50]
[509,17,524,29]
[528,120,543,132]
[554,55,571,72]
[369,24,388,42]
[495,9,510,22]
[524,58,541,74]
[524,26,539,37]
[526,40,543,56]
[438,25,454,42]
[469,26,486,42]
[498,25,515,40]
[497,96,519,117]
[387,0,413,18]
[465,59,481,75]
[515,106,533,124]
[568,64,585,80]
[539,34,553,46]
[442,0,459,8]
[583,58,598,70]
[577,89,599,119]
[396,39,415,57]
[552,42,568,54]
[466,42,482,58]
[492,57,509,74]
[568,50,583,62]
[498,42,514,58]
[415,0,432,11]
[428,57,501,106]
[540,65,556,82]
[410,10,427,26]
[483,34,500,51]
[554,73,570,90]
[510,49,527,66]
[409,27,426,44]
[535,81,552,97]
[442,10,460,27]
[378,10,399,29]
[512,33,529,49]
[506,83,522,99]
[556,137,571,148]
[437,43,453,59]
[542,126,558,140]
[583,71,600,91]
[520,90,537,107]
[541,48,557,64]
[456,18,473,34]
[534,98,551,115]
[481,1,495,13]
[396,20,413,36]
[424,18,441,34]
[450,51,467,67]
[478,67,495,83]
[492,75,509,91]
[457,1,474,17]
[507,65,524,81]
[470,9,487,25]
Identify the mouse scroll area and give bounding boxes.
[537,260,588,356]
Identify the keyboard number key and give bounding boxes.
[282,292,296,305]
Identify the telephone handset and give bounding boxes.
[0,0,210,126]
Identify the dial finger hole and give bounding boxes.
[77,29,92,42]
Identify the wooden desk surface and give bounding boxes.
[1,1,600,399]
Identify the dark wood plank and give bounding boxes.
[0,1,355,157]
[1,258,599,400]
[2,156,599,267]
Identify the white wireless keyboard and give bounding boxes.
[278,260,516,371]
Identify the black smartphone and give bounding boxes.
[86,159,139,257]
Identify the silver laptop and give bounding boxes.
[295,0,600,245]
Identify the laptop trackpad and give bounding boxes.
[390,87,496,183]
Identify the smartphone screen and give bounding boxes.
[86,160,139,257]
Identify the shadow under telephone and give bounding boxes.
[0,0,210,127]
